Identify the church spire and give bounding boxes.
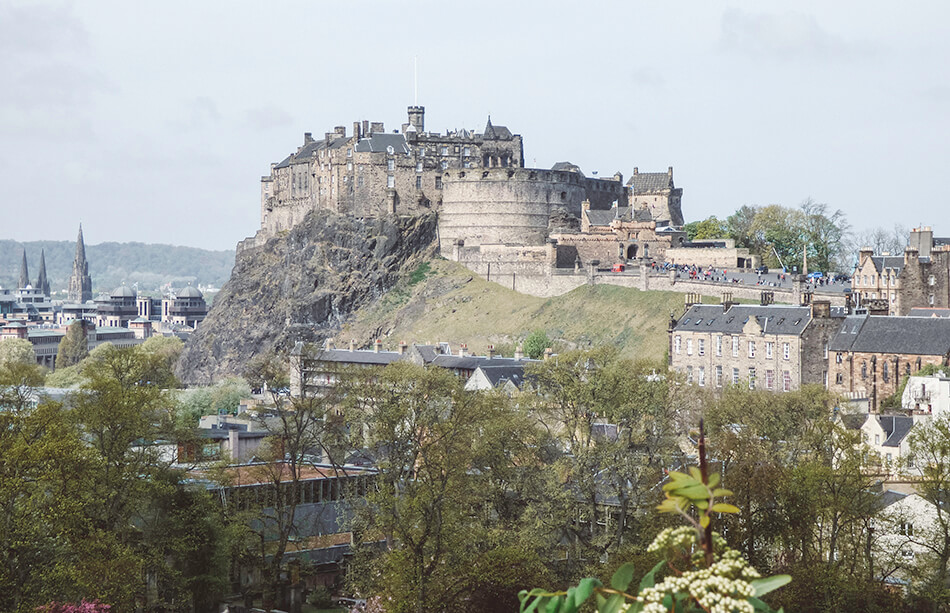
[18,248,29,289]
[67,224,93,303]
[35,249,50,297]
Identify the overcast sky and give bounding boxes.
[2,1,948,250]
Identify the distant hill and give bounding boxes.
[0,240,235,296]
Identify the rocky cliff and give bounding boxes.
[176,210,438,384]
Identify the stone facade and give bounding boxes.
[627,167,684,226]
[67,225,93,304]
[259,107,524,236]
[669,301,840,393]
[828,314,950,411]
[665,239,760,269]
[852,227,950,316]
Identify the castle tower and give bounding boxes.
[407,105,424,132]
[67,225,93,303]
[35,249,50,296]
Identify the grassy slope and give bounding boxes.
[339,259,720,361]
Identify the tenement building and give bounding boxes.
[669,300,842,392]
[852,226,950,316]
[827,314,950,411]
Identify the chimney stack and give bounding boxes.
[304,132,313,145]
[353,122,361,140]
[514,345,524,360]
[349,339,356,352]
[459,344,468,357]
[543,347,553,360]
[487,345,495,359]
[374,339,382,353]
[399,341,408,355]
[229,428,240,462]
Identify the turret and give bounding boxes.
[407,106,425,132]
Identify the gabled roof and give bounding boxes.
[880,489,908,509]
[868,256,905,274]
[473,364,527,389]
[354,133,409,154]
[850,316,950,356]
[829,315,868,352]
[878,415,915,447]
[585,209,617,227]
[627,172,673,194]
[483,118,513,140]
[673,304,813,336]
[839,412,870,430]
[304,348,404,366]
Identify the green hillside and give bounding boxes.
[0,240,235,295]
[339,259,714,361]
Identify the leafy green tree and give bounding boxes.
[800,198,850,273]
[0,337,36,366]
[523,329,552,360]
[56,321,89,369]
[684,216,727,241]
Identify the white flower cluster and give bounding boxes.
[641,529,763,613]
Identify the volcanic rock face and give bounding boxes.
[176,210,438,384]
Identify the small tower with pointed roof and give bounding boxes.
[18,249,29,289]
[35,249,50,297]
[67,224,93,303]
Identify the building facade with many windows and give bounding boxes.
[669,302,841,393]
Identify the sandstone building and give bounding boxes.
[67,224,93,304]
[669,300,841,392]
[827,315,950,411]
[852,227,950,316]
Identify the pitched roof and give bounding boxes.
[483,118,513,140]
[839,412,869,430]
[301,347,404,366]
[585,209,617,227]
[877,414,915,447]
[829,315,868,352]
[473,364,527,389]
[908,308,950,318]
[354,133,409,154]
[673,304,813,336]
[880,489,908,509]
[850,316,950,355]
[627,172,673,194]
[869,256,905,274]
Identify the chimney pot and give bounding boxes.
[487,345,495,359]
[399,341,408,355]
[514,345,524,360]
[374,339,382,353]
[349,340,356,352]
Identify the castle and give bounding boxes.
[250,107,743,297]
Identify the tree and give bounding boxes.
[904,415,950,609]
[800,198,850,273]
[684,216,727,241]
[56,320,89,369]
[0,338,36,366]
[523,329,552,360]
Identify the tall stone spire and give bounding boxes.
[35,249,50,297]
[67,224,93,303]
[18,248,29,289]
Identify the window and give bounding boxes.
[416,162,423,172]
[698,367,705,387]
[441,160,448,170]
[836,352,843,364]
[732,337,739,357]
[387,175,395,188]
[766,369,775,390]
[674,336,681,354]
[766,342,773,359]
[824,343,829,359]
[748,367,756,390]
[387,159,395,171]
[875,434,880,445]
[883,362,889,383]
[698,339,705,356]
[716,335,722,357]
[346,148,352,157]
[930,275,936,286]
[733,368,740,385]
[686,339,693,356]
[716,365,723,387]
[861,362,868,379]
[748,341,755,358]
[441,146,448,155]
[783,370,791,392]
[419,147,426,157]
[357,175,364,187]
[783,343,790,360]
[686,366,693,384]
[435,176,442,190]
[930,294,935,305]
[347,161,353,171]
[415,176,422,189]
[900,522,914,537]
[463,146,471,157]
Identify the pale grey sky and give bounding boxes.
[2,1,948,250]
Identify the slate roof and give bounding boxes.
[880,489,908,509]
[839,412,870,430]
[673,304,813,336]
[829,315,868,352]
[878,414,915,447]
[198,428,268,440]
[483,118,513,140]
[552,161,583,174]
[473,364,527,389]
[869,256,905,274]
[627,172,673,194]
[585,209,617,227]
[849,316,950,356]
[306,348,404,366]
[354,133,409,154]
[908,308,950,318]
